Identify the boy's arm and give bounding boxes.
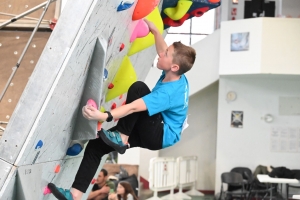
[144,19,168,54]
[87,186,110,200]
[87,190,101,200]
[83,98,147,122]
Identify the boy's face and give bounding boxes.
[157,45,176,71]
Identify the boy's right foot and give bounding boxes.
[99,129,128,154]
[48,183,73,200]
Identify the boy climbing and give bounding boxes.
[48,19,196,200]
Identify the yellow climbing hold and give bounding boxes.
[100,106,106,113]
[128,6,163,56]
[105,56,137,102]
[164,0,193,20]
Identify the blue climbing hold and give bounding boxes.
[117,1,134,12]
[104,68,108,80]
[66,143,83,156]
[35,140,43,149]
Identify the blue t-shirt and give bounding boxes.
[142,72,189,148]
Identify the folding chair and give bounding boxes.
[219,172,248,200]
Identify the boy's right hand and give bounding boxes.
[144,19,158,34]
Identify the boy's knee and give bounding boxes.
[129,81,149,92]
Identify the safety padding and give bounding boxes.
[128,7,163,56]
[105,56,137,102]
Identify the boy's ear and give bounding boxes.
[171,64,179,72]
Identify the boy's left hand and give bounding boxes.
[82,105,105,121]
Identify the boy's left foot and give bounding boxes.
[47,183,73,200]
[100,129,128,154]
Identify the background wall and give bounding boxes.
[219,18,263,75]
[215,75,300,192]
[261,18,300,74]
[282,0,300,17]
[160,82,219,190]
[219,18,300,75]
[221,0,300,22]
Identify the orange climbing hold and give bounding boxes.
[132,0,160,20]
[54,165,60,173]
[97,122,102,131]
[208,0,220,3]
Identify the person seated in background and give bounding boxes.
[108,182,138,200]
[88,169,115,200]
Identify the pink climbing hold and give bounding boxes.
[87,99,98,109]
[130,19,150,42]
[43,186,51,195]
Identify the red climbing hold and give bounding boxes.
[97,121,102,131]
[190,7,209,17]
[111,103,117,110]
[119,43,125,52]
[163,13,190,27]
[122,101,126,106]
[91,178,96,184]
[108,83,114,89]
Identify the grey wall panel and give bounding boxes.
[13,157,92,200]
[73,37,107,140]
[0,0,95,164]
[0,160,12,190]
[0,167,17,200]
[279,96,300,115]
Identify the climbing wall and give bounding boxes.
[0,0,219,199]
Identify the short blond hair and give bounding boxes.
[172,41,196,75]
